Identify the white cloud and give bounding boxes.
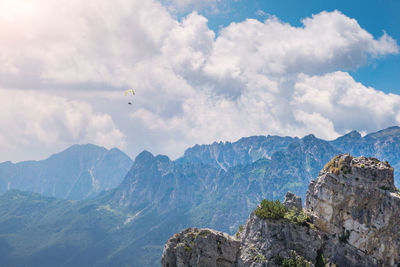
[293,111,339,139]
[204,10,398,80]
[292,71,400,134]
[0,0,176,88]
[0,1,399,161]
[0,89,125,162]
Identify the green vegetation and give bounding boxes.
[254,199,286,220]
[255,200,315,229]
[323,155,351,176]
[253,253,266,263]
[235,224,244,238]
[0,190,168,267]
[284,208,313,228]
[275,251,311,267]
[198,229,211,238]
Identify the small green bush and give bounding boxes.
[323,155,351,175]
[275,251,311,267]
[235,224,244,238]
[284,208,310,226]
[254,199,286,220]
[255,200,316,229]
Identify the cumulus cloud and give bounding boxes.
[204,11,398,80]
[292,71,400,133]
[132,10,399,149]
[131,9,399,152]
[0,89,125,162]
[0,0,399,160]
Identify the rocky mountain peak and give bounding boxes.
[365,126,400,139]
[162,154,400,266]
[134,150,155,164]
[320,154,395,191]
[0,144,133,200]
[306,154,400,265]
[301,133,317,141]
[337,130,362,140]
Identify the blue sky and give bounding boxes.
[192,0,400,94]
[0,0,400,162]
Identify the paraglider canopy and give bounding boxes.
[124,89,135,96]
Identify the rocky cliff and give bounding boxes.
[306,154,400,266]
[162,154,400,266]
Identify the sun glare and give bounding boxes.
[0,0,36,22]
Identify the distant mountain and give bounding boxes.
[0,144,133,200]
[178,126,400,187]
[0,127,399,266]
[178,135,295,170]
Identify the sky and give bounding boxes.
[0,0,399,162]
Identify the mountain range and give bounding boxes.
[0,126,399,266]
[0,144,133,200]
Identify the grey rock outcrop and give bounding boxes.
[305,154,400,266]
[161,228,240,267]
[162,217,321,267]
[283,191,302,211]
[237,213,321,266]
[162,154,400,267]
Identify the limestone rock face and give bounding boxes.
[305,154,400,266]
[161,228,240,267]
[237,213,322,267]
[283,191,302,211]
[162,154,400,267]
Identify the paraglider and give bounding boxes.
[124,89,135,96]
[124,89,135,105]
